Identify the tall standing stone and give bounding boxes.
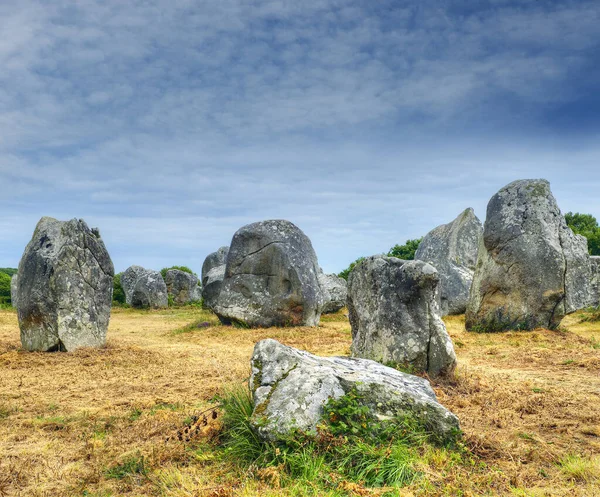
[201,246,229,283]
[17,217,114,352]
[466,179,593,331]
[121,265,168,309]
[201,246,229,310]
[415,208,482,315]
[213,220,324,327]
[348,256,456,377]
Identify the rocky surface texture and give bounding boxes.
[348,256,456,377]
[466,179,593,331]
[121,265,168,309]
[249,339,459,441]
[165,269,201,305]
[591,256,600,308]
[415,208,482,315]
[17,217,114,352]
[318,271,348,314]
[10,274,18,308]
[201,246,229,283]
[201,247,229,310]
[213,220,324,327]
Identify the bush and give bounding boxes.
[160,266,197,279]
[387,238,422,260]
[565,212,600,255]
[0,268,17,277]
[338,257,365,281]
[112,273,126,305]
[0,272,11,305]
[217,384,461,492]
[338,238,422,281]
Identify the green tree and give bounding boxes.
[0,272,11,305]
[113,273,126,305]
[387,238,422,260]
[338,257,365,281]
[565,212,598,234]
[565,212,600,255]
[0,268,17,277]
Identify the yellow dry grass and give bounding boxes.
[0,306,599,496]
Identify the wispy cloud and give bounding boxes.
[1,0,599,273]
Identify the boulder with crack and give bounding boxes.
[415,208,482,315]
[466,179,593,331]
[17,217,114,352]
[348,255,456,377]
[121,265,168,309]
[213,220,324,327]
[249,339,460,442]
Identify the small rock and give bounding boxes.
[318,271,348,314]
[10,274,18,308]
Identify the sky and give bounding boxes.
[1,0,599,275]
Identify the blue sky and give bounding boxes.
[1,0,599,274]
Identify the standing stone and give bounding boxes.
[165,269,201,305]
[10,274,18,308]
[590,256,600,308]
[201,246,229,310]
[121,265,168,309]
[213,220,324,327]
[348,255,456,377]
[415,208,482,315]
[201,246,229,283]
[17,217,114,352]
[466,179,593,331]
[318,271,348,314]
[250,339,459,442]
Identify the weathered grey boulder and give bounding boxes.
[415,208,482,315]
[466,179,593,331]
[17,217,114,352]
[202,265,226,310]
[201,246,229,284]
[201,246,229,310]
[250,339,459,441]
[10,274,18,308]
[213,220,324,327]
[348,256,456,377]
[165,269,201,305]
[590,256,600,308]
[121,265,168,309]
[318,271,347,314]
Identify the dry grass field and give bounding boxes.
[1,306,599,496]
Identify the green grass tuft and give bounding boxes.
[216,384,462,492]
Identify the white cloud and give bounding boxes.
[0,0,599,274]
